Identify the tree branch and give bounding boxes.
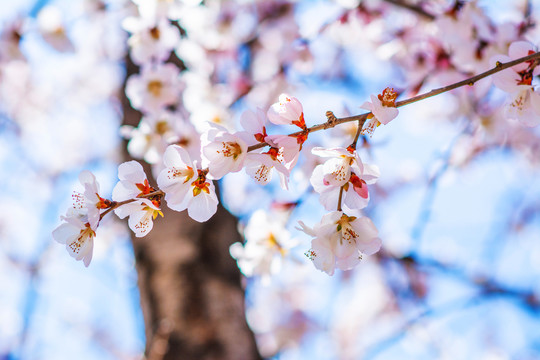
[247,50,540,153]
[382,0,436,20]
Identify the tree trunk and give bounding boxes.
[121,58,261,360]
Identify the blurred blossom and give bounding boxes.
[3,0,540,359]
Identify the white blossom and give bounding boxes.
[52,209,96,267]
[310,147,379,211]
[157,145,218,222]
[298,211,381,275]
[112,161,163,237]
[124,16,180,65]
[267,93,306,128]
[125,63,182,114]
[230,209,295,282]
[201,123,248,179]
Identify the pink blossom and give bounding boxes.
[267,93,306,128]
[229,209,295,282]
[112,161,163,237]
[71,170,110,229]
[52,210,96,267]
[244,147,290,190]
[122,110,200,165]
[298,211,381,275]
[201,123,248,179]
[240,108,270,145]
[310,147,379,211]
[123,16,180,65]
[125,63,182,114]
[360,88,399,135]
[491,41,540,126]
[491,41,539,93]
[157,145,218,222]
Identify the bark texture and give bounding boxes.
[121,58,261,360]
[132,204,261,360]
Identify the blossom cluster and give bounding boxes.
[50,0,540,280]
[53,91,385,274]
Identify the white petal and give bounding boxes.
[318,186,341,211]
[187,189,218,222]
[118,160,146,183]
[362,164,380,184]
[52,222,78,244]
[343,187,369,210]
[128,209,154,237]
[112,180,140,202]
[335,252,362,271]
[79,170,96,187]
[310,237,335,275]
[163,144,193,168]
[82,238,94,267]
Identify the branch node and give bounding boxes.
[325,110,338,129]
[495,61,503,68]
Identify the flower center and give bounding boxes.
[378,87,398,107]
[192,169,211,196]
[168,166,194,183]
[147,80,163,97]
[136,179,154,196]
[220,142,242,159]
[155,120,170,135]
[149,26,160,40]
[69,224,95,255]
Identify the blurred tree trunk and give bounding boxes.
[121,58,261,360]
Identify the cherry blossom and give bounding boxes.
[201,123,248,179]
[230,209,295,282]
[0,18,24,62]
[240,108,270,145]
[132,0,184,20]
[244,147,290,190]
[310,147,380,211]
[156,145,195,208]
[298,211,381,275]
[52,209,96,267]
[122,110,200,165]
[125,63,182,114]
[492,41,540,93]
[491,41,540,126]
[157,145,218,222]
[360,87,399,135]
[112,161,163,237]
[436,1,500,74]
[267,93,306,129]
[266,132,307,167]
[114,198,162,238]
[123,16,181,65]
[71,170,110,229]
[37,5,74,52]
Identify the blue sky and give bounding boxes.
[2,0,540,359]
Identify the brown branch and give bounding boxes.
[350,119,364,149]
[247,50,540,153]
[99,190,165,221]
[382,0,436,20]
[337,186,344,212]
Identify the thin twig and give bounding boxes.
[247,51,540,153]
[350,119,364,149]
[382,0,436,20]
[99,190,165,220]
[337,186,344,212]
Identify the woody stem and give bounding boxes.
[99,190,165,221]
[337,186,344,212]
[246,51,540,153]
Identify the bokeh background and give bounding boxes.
[2,0,540,359]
